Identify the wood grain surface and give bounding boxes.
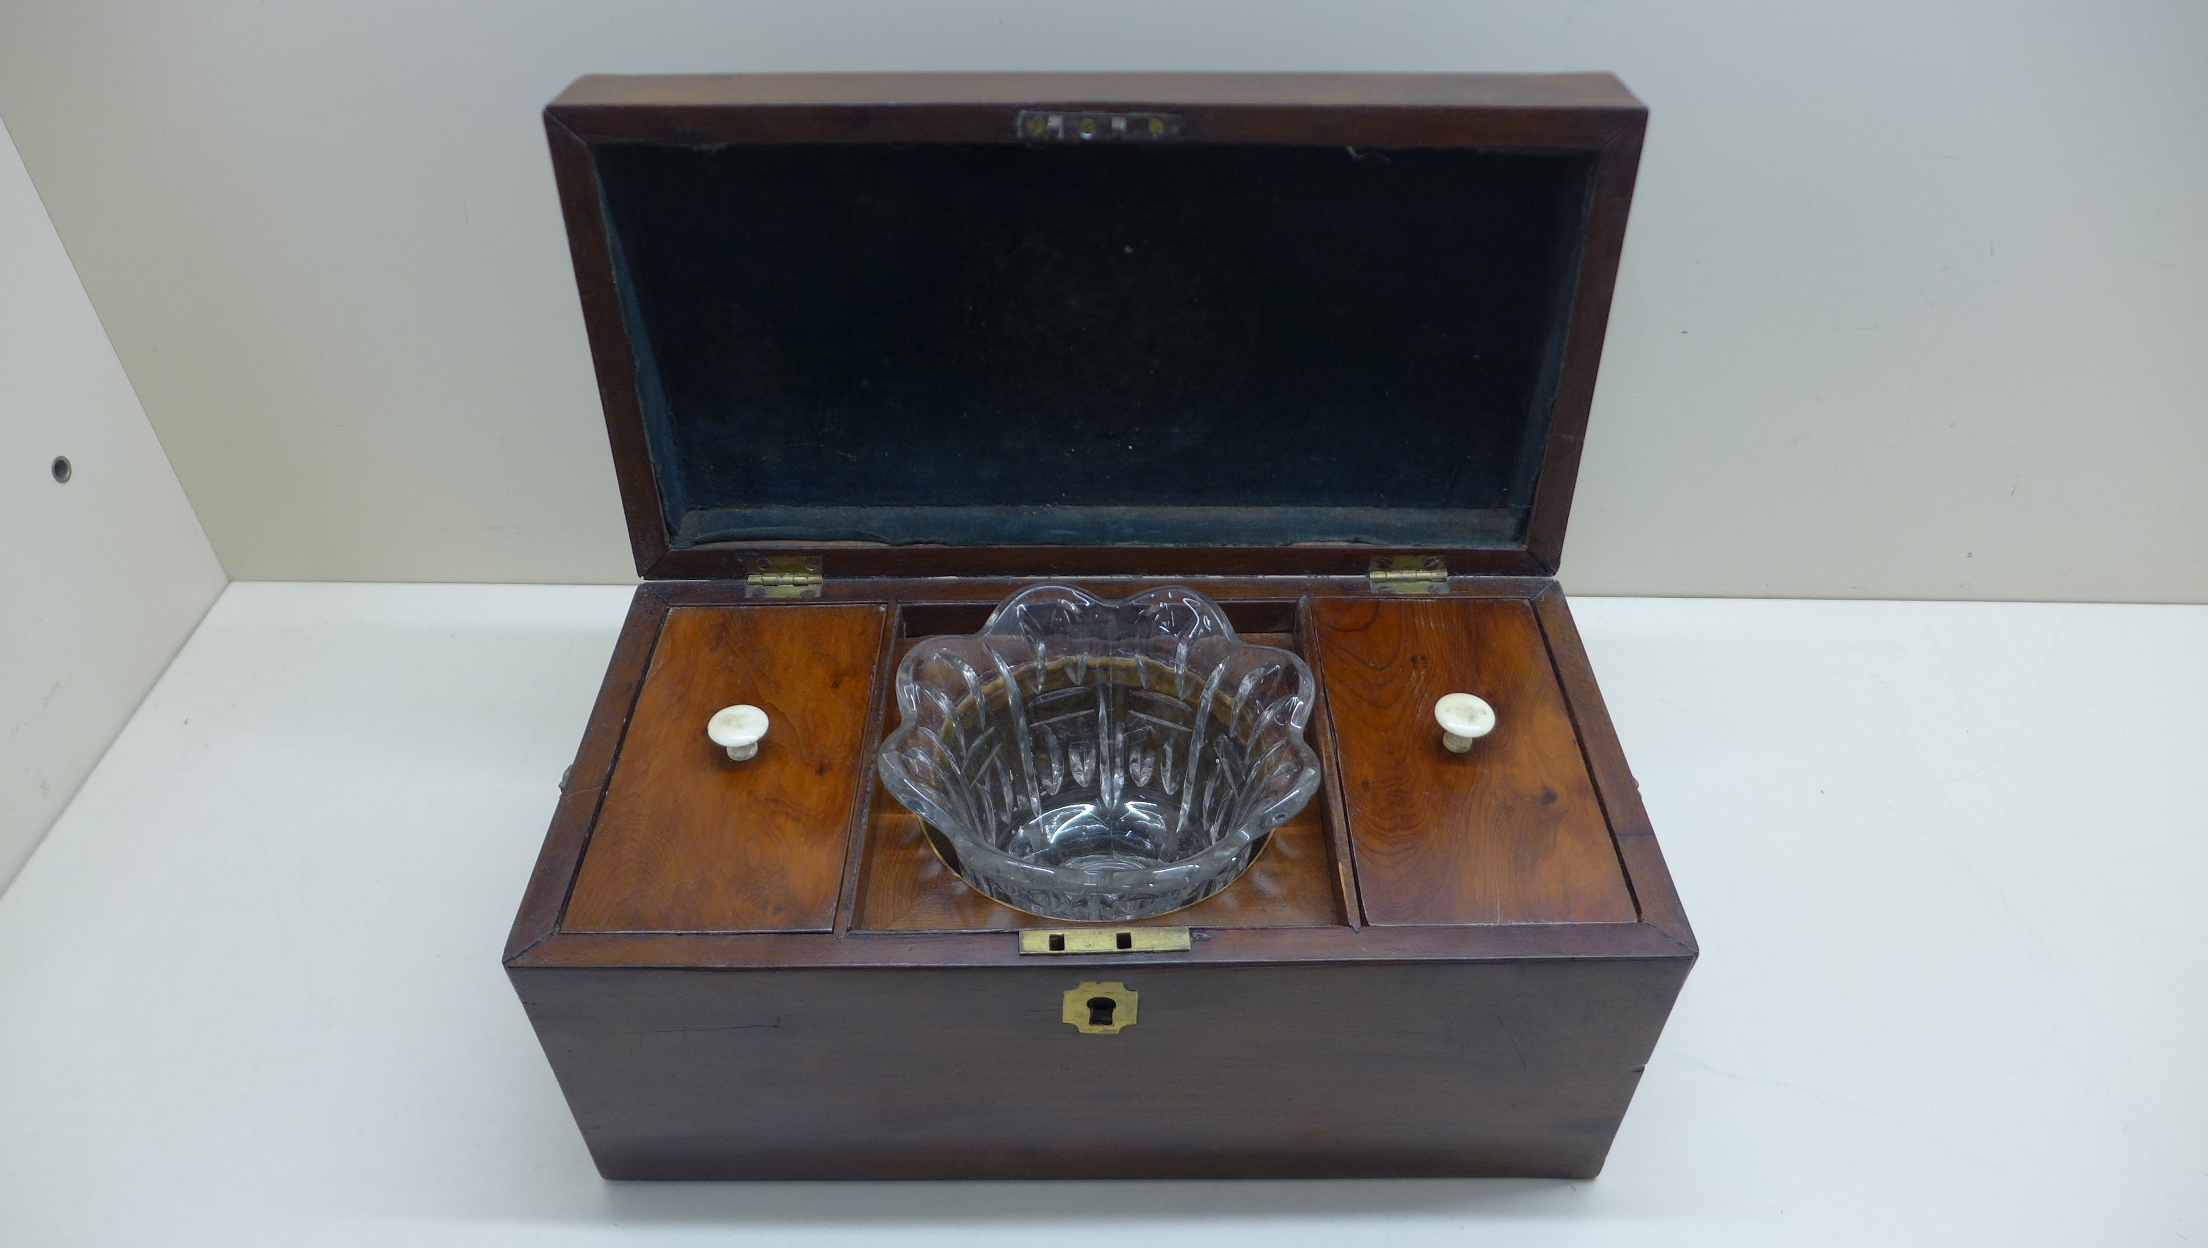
[1312,596,1635,926]
[514,955,1689,1179]
[504,587,669,960]
[563,603,889,933]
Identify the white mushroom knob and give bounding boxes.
[707,704,769,762]
[1434,693,1496,753]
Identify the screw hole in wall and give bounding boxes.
[51,455,72,483]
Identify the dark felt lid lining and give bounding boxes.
[544,74,1645,578]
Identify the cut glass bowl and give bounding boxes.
[877,584,1323,922]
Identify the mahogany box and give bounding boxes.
[506,72,1695,1180]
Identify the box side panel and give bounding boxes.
[510,957,1688,1180]
[505,587,668,961]
[1532,587,1696,949]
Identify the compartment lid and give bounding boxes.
[545,73,1645,580]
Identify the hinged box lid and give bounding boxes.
[545,73,1645,581]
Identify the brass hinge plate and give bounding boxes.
[745,556,823,599]
[1018,927,1192,955]
[1368,555,1448,594]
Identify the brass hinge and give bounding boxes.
[1368,555,1448,594]
[745,556,823,599]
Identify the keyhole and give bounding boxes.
[1086,997,1117,1027]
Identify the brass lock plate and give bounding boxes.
[1063,981,1138,1034]
[1017,927,1190,955]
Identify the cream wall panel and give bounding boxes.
[0,117,227,893]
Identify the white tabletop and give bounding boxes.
[1,584,2201,1246]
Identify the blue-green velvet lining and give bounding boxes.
[595,141,1593,549]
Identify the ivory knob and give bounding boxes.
[1434,693,1496,753]
[707,704,769,762]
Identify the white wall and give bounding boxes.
[0,117,228,894]
[0,0,2201,600]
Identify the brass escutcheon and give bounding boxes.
[1063,981,1138,1034]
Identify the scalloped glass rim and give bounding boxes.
[876,584,1323,922]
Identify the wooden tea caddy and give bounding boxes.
[506,72,1695,1181]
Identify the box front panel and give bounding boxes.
[515,958,1686,1180]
